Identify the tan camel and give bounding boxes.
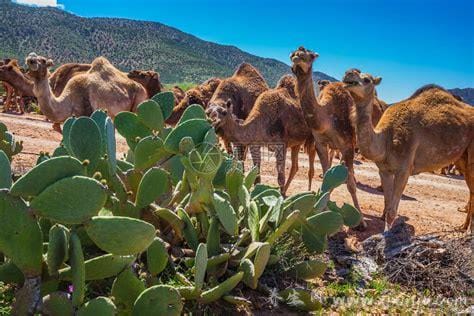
[208,63,269,157]
[127,70,163,99]
[290,47,365,227]
[26,53,148,125]
[207,73,316,194]
[343,69,474,231]
[166,78,222,125]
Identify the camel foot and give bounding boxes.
[456,223,470,232]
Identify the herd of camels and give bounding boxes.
[0,47,472,233]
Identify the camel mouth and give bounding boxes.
[26,59,39,71]
[342,79,360,87]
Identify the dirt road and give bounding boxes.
[1,112,469,239]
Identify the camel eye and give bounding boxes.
[363,78,371,84]
[221,109,227,115]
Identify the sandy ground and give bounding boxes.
[1,112,469,240]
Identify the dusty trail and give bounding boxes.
[1,112,468,239]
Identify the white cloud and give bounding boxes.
[14,0,64,8]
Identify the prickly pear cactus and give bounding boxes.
[0,100,359,314]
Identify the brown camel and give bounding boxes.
[290,47,365,227]
[171,86,186,105]
[343,69,474,231]
[208,63,269,156]
[26,53,147,125]
[49,63,92,97]
[207,73,316,194]
[166,77,222,125]
[317,79,331,92]
[0,59,32,113]
[127,70,163,99]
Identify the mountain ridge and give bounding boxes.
[0,0,335,85]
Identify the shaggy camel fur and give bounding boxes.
[290,47,365,227]
[208,63,269,157]
[166,78,222,125]
[26,53,147,125]
[207,74,316,194]
[171,86,186,105]
[343,69,474,231]
[127,70,163,99]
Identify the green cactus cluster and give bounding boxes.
[0,92,362,314]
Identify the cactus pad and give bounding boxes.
[133,285,183,316]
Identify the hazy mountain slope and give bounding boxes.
[449,88,474,106]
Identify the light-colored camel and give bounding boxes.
[343,69,474,231]
[290,47,365,227]
[26,53,148,125]
[127,70,163,99]
[207,73,316,194]
[208,63,269,156]
[166,78,221,125]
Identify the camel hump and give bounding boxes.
[90,56,114,71]
[408,84,460,100]
[275,74,297,99]
[233,62,264,80]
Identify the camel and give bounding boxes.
[317,79,330,92]
[127,70,163,99]
[26,53,148,126]
[207,73,316,194]
[0,59,33,113]
[171,86,186,105]
[290,47,365,227]
[208,63,269,157]
[166,78,222,125]
[49,63,91,97]
[342,69,474,231]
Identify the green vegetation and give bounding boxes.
[0,0,336,86]
[0,92,362,313]
[164,82,196,92]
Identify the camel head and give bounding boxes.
[25,53,53,80]
[290,46,319,75]
[128,70,163,90]
[317,79,330,91]
[0,59,21,81]
[342,68,382,103]
[206,99,237,132]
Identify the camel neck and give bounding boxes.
[295,70,325,130]
[352,94,386,161]
[3,71,34,96]
[33,76,71,123]
[220,116,260,145]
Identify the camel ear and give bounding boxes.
[46,59,54,67]
[373,77,382,85]
[310,52,319,60]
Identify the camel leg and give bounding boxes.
[458,146,473,232]
[342,149,366,228]
[315,140,330,175]
[275,143,287,194]
[283,146,299,195]
[249,144,261,184]
[3,83,12,112]
[233,143,247,169]
[307,143,316,191]
[379,170,394,220]
[18,94,25,114]
[385,169,411,231]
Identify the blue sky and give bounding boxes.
[16,0,474,102]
